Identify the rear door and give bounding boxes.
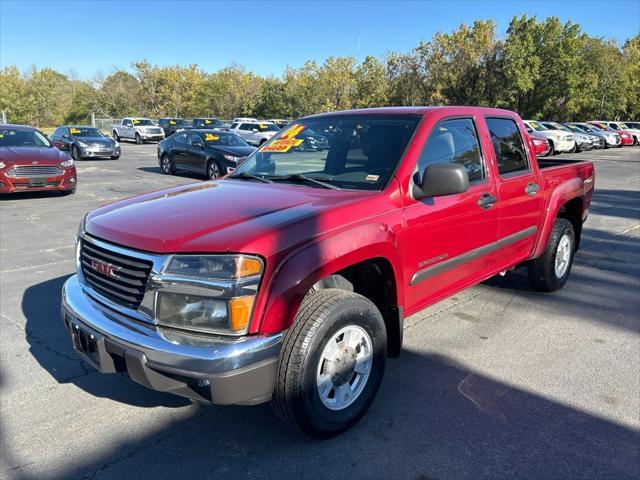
[403,116,499,311]
[484,116,543,268]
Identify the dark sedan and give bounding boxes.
[51,126,120,160]
[296,128,330,151]
[158,118,191,137]
[191,118,222,129]
[157,130,256,179]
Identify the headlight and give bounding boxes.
[222,154,239,162]
[77,141,88,148]
[61,158,74,167]
[156,255,263,335]
[0,161,5,169]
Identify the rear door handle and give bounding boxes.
[525,183,540,196]
[478,193,497,209]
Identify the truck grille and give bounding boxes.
[80,237,152,309]
[7,166,63,177]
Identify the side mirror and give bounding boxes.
[414,163,469,199]
[62,133,71,139]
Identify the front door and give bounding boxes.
[403,117,499,313]
[186,132,207,172]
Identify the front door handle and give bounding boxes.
[525,183,540,196]
[478,193,498,209]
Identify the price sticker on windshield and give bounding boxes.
[261,138,304,152]
[204,133,219,141]
[169,120,176,125]
[133,119,140,124]
[204,119,212,124]
[70,128,81,134]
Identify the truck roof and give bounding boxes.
[303,106,519,119]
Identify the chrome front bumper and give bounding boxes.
[61,275,282,405]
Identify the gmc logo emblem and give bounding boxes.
[90,258,120,279]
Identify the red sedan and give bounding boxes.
[530,135,551,157]
[0,125,77,195]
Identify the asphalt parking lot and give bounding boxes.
[1,143,639,479]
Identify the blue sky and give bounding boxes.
[1,0,639,78]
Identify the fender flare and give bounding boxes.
[532,177,584,259]
[254,222,403,335]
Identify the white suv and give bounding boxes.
[228,121,280,146]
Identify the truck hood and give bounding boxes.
[85,179,377,256]
[0,146,69,166]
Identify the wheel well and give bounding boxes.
[312,258,403,358]
[557,198,583,250]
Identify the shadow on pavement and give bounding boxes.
[137,166,207,180]
[589,188,640,221]
[16,351,639,480]
[21,274,189,409]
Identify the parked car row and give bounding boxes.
[524,120,640,157]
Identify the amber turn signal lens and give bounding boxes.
[234,257,263,278]
[229,295,255,332]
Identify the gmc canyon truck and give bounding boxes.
[62,107,594,437]
[111,117,165,144]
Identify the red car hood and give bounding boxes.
[0,146,69,165]
[85,180,379,256]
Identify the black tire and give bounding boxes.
[135,133,142,145]
[71,145,81,161]
[547,141,555,156]
[60,188,76,196]
[112,131,120,142]
[570,141,577,153]
[258,138,267,147]
[527,218,575,292]
[207,160,221,179]
[110,155,120,160]
[272,289,387,438]
[297,140,308,152]
[160,154,174,175]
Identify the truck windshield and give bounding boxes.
[69,127,104,138]
[0,129,51,148]
[254,123,280,132]
[527,122,547,131]
[132,119,155,126]
[229,114,421,190]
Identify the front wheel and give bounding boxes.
[110,155,120,160]
[207,160,221,179]
[547,141,555,156]
[272,289,387,438]
[112,131,120,142]
[135,133,142,145]
[527,218,575,292]
[71,145,81,161]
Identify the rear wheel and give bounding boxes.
[160,154,174,175]
[272,289,387,438]
[527,218,575,292]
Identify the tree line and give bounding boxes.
[1,16,638,127]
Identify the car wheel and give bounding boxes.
[71,145,81,161]
[570,142,577,153]
[259,138,267,146]
[272,288,387,438]
[207,160,221,179]
[527,218,575,293]
[112,131,120,142]
[160,154,174,175]
[110,155,120,160]
[135,133,142,145]
[547,141,555,156]
[60,188,76,196]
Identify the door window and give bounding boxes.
[416,118,485,184]
[124,119,133,127]
[174,132,188,144]
[239,124,255,131]
[189,132,204,146]
[486,118,529,176]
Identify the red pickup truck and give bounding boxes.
[62,107,594,437]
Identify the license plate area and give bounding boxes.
[70,322,100,365]
[28,177,47,187]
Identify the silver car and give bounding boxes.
[568,123,621,148]
[562,123,605,149]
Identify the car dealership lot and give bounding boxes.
[1,144,639,479]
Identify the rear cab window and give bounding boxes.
[486,117,530,177]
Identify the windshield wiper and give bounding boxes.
[271,173,339,190]
[229,171,273,183]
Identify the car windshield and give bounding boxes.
[527,121,547,131]
[69,127,104,138]
[229,114,421,190]
[0,129,51,148]
[166,119,189,126]
[201,132,248,146]
[132,119,155,126]
[542,123,559,130]
[253,123,280,132]
[576,124,594,133]
[197,119,220,126]
[555,124,572,132]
